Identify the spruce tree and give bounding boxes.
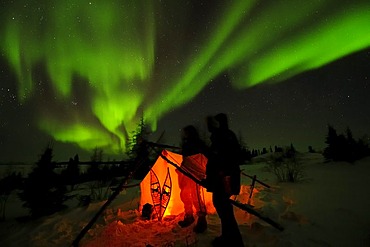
[19,144,67,218]
[126,116,153,179]
[323,125,338,161]
[62,154,80,190]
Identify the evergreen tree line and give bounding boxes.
[323,125,370,163]
[0,144,138,220]
[1,122,369,220]
[0,118,154,220]
[248,145,288,158]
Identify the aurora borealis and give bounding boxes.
[1,0,370,162]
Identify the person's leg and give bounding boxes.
[222,199,243,246]
[178,176,195,227]
[192,184,207,233]
[193,184,207,214]
[212,191,244,246]
[212,191,227,237]
[180,186,194,216]
[211,192,227,246]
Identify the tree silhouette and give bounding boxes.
[87,147,103,180]
[324,125,370,163]
[18,144,67,218]
[62,154,80,191]
[126,116,153,179]
[323,125,339,161]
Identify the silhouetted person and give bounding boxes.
[205,113,244,247]
[177,125,208,233]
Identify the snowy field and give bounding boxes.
[1,153,370,247]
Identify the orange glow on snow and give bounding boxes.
[139,150,215,218]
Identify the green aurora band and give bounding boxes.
[1,0,369,155]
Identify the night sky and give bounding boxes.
[0,0,369,163]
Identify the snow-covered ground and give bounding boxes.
[1,152,370,247]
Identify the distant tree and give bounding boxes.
[275,146,283,152]
[251,149,257,158]
[90,147,103,163]
[286,143,296,158]
[356,135,370,159]
[126,117,149,158]
[344,127,356,162]
[323,124,339,161]
[126,116,154,179]
[61,154,80,191]
[324,125,370,163]
[290,143,296,153]
[240,147,252,163]
[86,147,104,180]
[328,129,349,161]
[18,144,68,218]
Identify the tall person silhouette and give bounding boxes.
[205,113,244,247]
